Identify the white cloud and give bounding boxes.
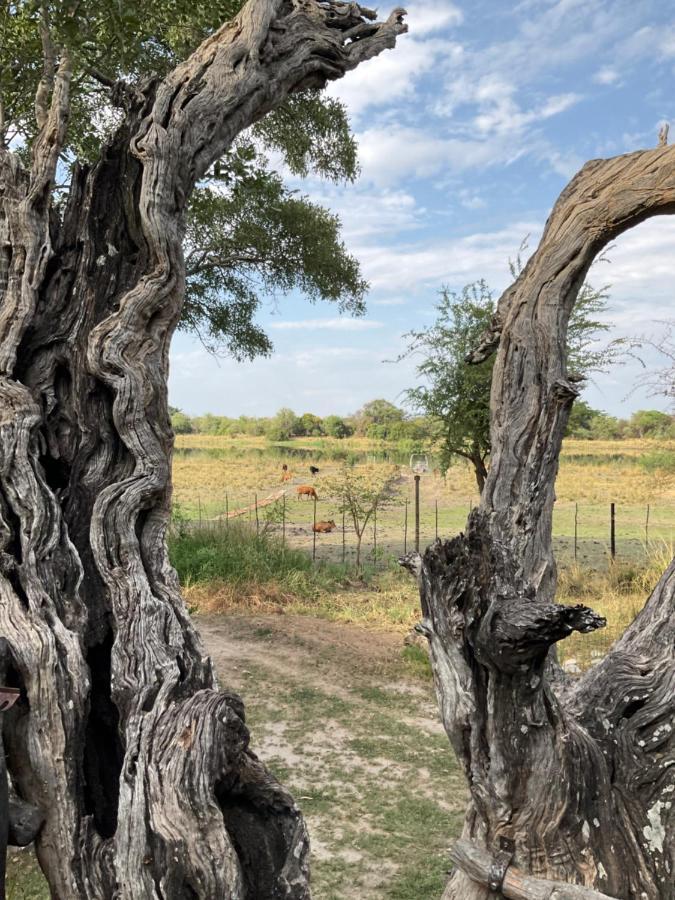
[593,66,620,85]
[268,318,383,331]
[408,0,463,35]
[355,126,526,186]
[358,221,541,293]
[371,297,407,306]
[327,36,458,117]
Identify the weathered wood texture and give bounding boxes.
[0,1,406,896]
[410,148,675,900]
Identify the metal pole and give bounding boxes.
[610,502,616,560]
[312,496,317,561]
[414,474,421,552]
[574,502,578,562]
[404,499,408,554]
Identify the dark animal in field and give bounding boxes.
[282,464,288,471]
[309,465,320,475]
[297,485,318,500]
[312,520,336,533]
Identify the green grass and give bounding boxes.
[169,520,352,597]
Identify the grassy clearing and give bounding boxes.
[173,522,671,671]
[171,436,675,570]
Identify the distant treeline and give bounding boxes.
[171,398,674,442]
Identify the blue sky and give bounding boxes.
[169,0,675,419]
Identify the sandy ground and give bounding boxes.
[197,613,467,900]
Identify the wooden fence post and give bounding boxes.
[574,502,578,562]
[342,505,346,566]
[610,502,616,560]
[312,495,317,562]
[404,499,408,555]
[373,506,377,564]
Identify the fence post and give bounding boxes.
[435,498,438,541]
[574,502,578,562]
[255,493,259,537]
[312,495,317,562]
[404,499,408,555]
[645,503,650,547]
[342,505,346,566]
[373,506,377,564]
[282,494,286,549]
[414,474,421,552]
[610,502,616,560]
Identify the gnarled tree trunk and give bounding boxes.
[0,2,406,896]
[408,147,675,899]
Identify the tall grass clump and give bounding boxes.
[169,520,351,610]
[556,541,673,669]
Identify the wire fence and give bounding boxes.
[180,492,674,573]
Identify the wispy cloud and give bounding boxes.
[268,318,384,331]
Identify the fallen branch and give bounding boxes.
[449,840,617,900]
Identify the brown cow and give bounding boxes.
[312,520,336,533]
[296,485,318,500]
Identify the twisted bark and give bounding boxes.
[409,146,675,899]
[0,1,406,896]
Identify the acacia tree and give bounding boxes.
[401,278,615,492]
[320,465,400,569]
[0,1,406,896]
[405,146,675,898]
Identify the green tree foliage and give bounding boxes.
[1,2,367,361]
[170,410,194,434]
[323,415,353,439]
[628,409,674,438]
[350,399,405,436]
[564,401,623,439]
[184,159,366,359]
[296,413,325,437]
[266,408,300,442]
[402,279,616,491]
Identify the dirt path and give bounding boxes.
[197,614,467,900]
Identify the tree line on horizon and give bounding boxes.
[171,398,675,444]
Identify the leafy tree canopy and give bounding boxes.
[1,2,364,360]
[402,278,616,491]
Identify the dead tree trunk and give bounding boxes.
[0,2,406,896]
[406,147,675,899]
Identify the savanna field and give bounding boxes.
[9,435,674,898]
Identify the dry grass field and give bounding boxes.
[173,434,674,671]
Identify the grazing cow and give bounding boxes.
[309,465,320,476]
[312,520,336,533]
[297,485,318,500]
